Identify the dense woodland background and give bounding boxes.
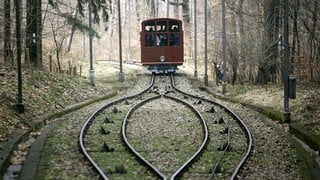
[0,0,320,85]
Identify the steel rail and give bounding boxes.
[170,74,253,179]
[121,95,167,179]
[165,95,209,180]
[121,94,209,180]
[78,74,155,179]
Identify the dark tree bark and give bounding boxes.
[301,0,319,81]
[37,0,42,68]
[236,0,245,83]
[229,11,238,85]
[26,0,42,68]
[4,0,12,65]
[67,9,79,52]
[227,0,245,85]
[256,0,280,84]
[182,0,190,23]
[291,0,300,74]
[173,0,179,18]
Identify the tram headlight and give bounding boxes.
[160,55,165,62]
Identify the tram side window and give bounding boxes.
[145,25,155,47]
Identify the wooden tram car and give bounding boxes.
[140,18,184,73]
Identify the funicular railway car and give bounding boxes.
[140,18,184,73]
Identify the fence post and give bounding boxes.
[25,48,30,68]
[68,61,72,75]
[49,55,52,72]
[73,66,77,76]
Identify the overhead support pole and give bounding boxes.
[15,0,24,113]
[118,0,124,82]
[193,0,198,77]
[204,0,208,86]
[88,0,95,86]
[127,0,131,62]
[221,0,227,95]
[283,0,291,122]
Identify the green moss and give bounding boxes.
[241,102,283,122]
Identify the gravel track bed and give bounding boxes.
[174,74,303,179]
[33,72,304,179]
[216,101,303,179]
[125,97,204,177]
[34,74,153,179]
[168,76,249,179]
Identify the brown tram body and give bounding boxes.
[140,18,184,73]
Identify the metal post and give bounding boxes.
[221,0,227,95]
[88,0,95,85]
[204,0,208,86]
[193,0,198,77]
[127,0,131,62]
[83,18,86,60]
[283,0,290,122]
[15,0,24,113]
[118,0,124,82]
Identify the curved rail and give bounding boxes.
[210,112,231,178]
[170,74,253,179]
[79,73,253,179]
[121,95,209,180]
[166,95,209,179]
[78,74,155,179]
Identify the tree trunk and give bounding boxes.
[37,0,42,68]
[182,0,190,23]
[301,0,319,82]
[236,0,245,83]
[230,12,238,85]
[67,10,79,52]
[173,0,179,18]
[149,0,156,17]
[256,0,280,84]
[26,0,42,68]
[290,0,300,74]
[4,0,12,65]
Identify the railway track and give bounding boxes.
[78,73,253,179]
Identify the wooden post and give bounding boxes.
[73,66,77,76]
[25,48,30,68]
[68,61,72,75]
[49,55,52,72]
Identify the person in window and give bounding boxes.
[170,27,179,46]
[159,34,167,46]
[145,27,154,47]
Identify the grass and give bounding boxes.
[0,62,141,141]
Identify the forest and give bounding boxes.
[0,0,320,85]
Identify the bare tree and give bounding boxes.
[256,0,280,84]
[301,0,320,81]
[4,0,12,65]
[290,0,300,75]
[26,0,42,68]
[49,15,68,73]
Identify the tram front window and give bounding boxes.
[145,25,155,47]
[143,20,180,47]
[169,23,180,46]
